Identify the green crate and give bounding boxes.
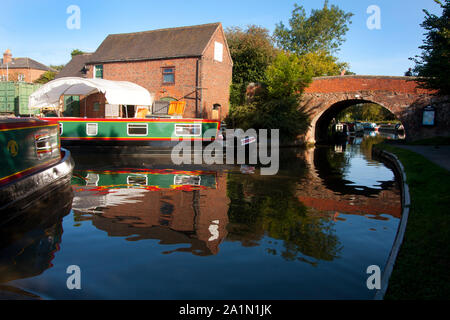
[15,82,41,115]
[0,82,16,113]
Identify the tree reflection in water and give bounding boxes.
[226,149,342,265]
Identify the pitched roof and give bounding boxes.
[88,22,221,64]
[56,53,93,79]
[0,57,53,71]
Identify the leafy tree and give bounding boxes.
[298,50,349,78]
[226,25,277,106]
[34,70,57,84]
[71,49,85,57]
[274,0,353,56]
[265,51,311,99]
[337,103,397,122]
[227,52,311,141]
[411,0,450,95]
[50,64,65,72]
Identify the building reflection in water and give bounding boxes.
[71,169,229,256]
[0,183,73,299]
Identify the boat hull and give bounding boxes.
[0,148,74,219]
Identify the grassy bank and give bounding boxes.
[406,136,450,146]
[375,143,450,300]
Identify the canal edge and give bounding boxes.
[372,147,411,300]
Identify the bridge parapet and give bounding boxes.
[304,75,433,94]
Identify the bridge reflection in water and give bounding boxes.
[0,137,403,299]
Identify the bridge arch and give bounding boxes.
[313,98,401,142]
[300,75,438,144]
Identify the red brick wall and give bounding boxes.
[79,92,106,118]
[1,68,46,82]
[199,26,233,120]
[304,76,434,94]
[87,58,200,118]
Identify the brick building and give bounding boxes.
[0,49,54,82]
[59,23,233,120]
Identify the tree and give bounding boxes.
[227,51,311,141]
[71,49,85,57]
[226,25,277,106]
[411,0,450,95]
[50,64,65,72]
[265,51,311,99]
[297,50,349,78]
[34,70,57,84]
[274,1,353,56]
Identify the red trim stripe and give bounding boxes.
[0,122,58,131]
[41,117,220,124]
[60,137,215,141]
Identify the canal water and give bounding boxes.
[0,134,402,299]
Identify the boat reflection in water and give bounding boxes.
[71,168,229,256]
[0,183,73,299]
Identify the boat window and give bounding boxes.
[59,123,63,135]
[86,123,98,136]
[35,130,54,160]
[127,123,148,136]
[174,175,201,186]
[175,124,202,137]
[86,173,99,186]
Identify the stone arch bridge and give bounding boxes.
[300,75,447,143]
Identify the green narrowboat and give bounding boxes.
[72,168,217,192]
[41,117,221,147]
[0,118,74,217]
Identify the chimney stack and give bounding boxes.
[3,49,12,64]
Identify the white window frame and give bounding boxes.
[127,123,148,136]
[214,41,223,62]
[86,123,98,136]
[93,64,103,79]
[174,123,202,137]
[86,173,100,186]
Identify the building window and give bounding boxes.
[162,67,175,84]
[94,65,103,79]
[214,42,223,62]
[93,102,100,112]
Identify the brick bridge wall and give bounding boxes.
[300,76,449,143]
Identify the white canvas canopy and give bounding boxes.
[29,77,154,110]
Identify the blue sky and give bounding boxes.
[0,0,442,76]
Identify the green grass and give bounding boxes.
[375,144,450,300]
[407,136,450,146]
